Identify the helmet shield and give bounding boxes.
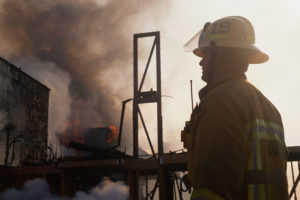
[184,29,210,58]
[184,30,203,52]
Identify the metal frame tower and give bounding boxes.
[133,31,163,159]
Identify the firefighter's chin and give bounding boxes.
[201,71,208,83]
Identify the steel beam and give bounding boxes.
[134,31,160,38]
[133,35,139,160]
[59,159,123,169]
[0,164,61,176]
[156,32,163,156]
[128,170,139,200]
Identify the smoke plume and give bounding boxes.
[1,178,129,200]
[0,0,169,153]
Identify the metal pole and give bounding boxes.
[145,171,149,200]
[128,170,139,200]
[133,35,139,159]
[156,32,163,156]
[119,99,131,145]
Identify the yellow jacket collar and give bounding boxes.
[199,73,247,101]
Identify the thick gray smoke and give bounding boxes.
[1,178,129,200]
[0,0,169,153]
[0,0,146,126]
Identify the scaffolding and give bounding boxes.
[0,149,300,199]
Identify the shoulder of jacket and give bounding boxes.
[206,79,247,100]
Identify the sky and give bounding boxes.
[151,0,300,151]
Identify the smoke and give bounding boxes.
[74,177,129,200]
[0,0,170,154]
[1,178,61,200]
[1,178,128,200]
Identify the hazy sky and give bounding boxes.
[136,0,300,152]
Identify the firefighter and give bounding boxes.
[183,16,288,199]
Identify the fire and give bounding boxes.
[61,118,85,146]
[60,120,118,148]
[107,125,118,144]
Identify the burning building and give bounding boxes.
[0,57,49,166]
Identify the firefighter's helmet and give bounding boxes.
[184,16,269,64]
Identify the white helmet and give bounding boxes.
[184,16,269,64]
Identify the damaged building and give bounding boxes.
[0,57,49,166]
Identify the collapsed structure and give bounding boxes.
[0,57,49,166]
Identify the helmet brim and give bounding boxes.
[193,45,269,64]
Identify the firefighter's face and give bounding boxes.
[199,49,211,83]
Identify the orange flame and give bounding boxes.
[107,125,118,144]
[61,118,85,146]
